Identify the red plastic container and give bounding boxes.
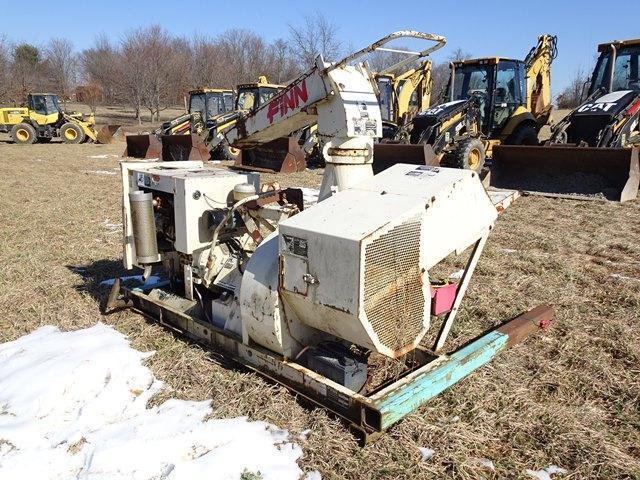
[430,282,458,316]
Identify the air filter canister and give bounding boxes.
[129,190,160,264]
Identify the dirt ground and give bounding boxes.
[0,139,638,479]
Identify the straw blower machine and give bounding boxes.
[107,32,554,443]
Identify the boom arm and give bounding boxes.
[525,34,558,124]
[393,59,433,125]
[215,32,445,197]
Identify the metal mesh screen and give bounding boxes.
[363,215,425,353]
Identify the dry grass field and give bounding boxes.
[0,136,638,479]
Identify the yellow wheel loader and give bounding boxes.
[373,35,557,174]
[0,93,121,145]
[492,38,640,202]
[123,87,235,160]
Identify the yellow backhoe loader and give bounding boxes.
[208,77,307,173]
[373,34,557,174]
[491,38,640,202]
[123,87,235,160]
[0,93,121,144]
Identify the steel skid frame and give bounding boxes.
[108,259,553,445]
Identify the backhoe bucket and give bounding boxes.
[233,137,306,173]
[372,143,440,174]
[490,145,640,202]
[95,124,125,144]
[123,134,162,159]
[160,134,210,162]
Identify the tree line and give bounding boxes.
[0,15,342,123]
[0,17,590,124]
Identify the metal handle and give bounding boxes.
[330,31,447,73]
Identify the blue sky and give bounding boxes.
[2,0,638,94]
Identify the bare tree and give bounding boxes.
[81,35,121,104]
[430,63,451,104]
[429,48,474,104]
[288,13,342,67]
[11,43,42,98]
[0,36,9,101]
[190,35,225,88]
[556,68,589,109]
[266,39,299,84]
[449,47,472,63]
[44,38,77,99]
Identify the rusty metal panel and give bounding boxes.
[491,145,639,202]
[372,143,439,174]
[123,134,162,159]
[234,137,306,173]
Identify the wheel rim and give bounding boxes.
[16,128,29,142]
[468,148,481,170]
[65,128,78,141]
[229,147,240,157]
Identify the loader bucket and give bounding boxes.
[233,137,306,173]
[123,134,162,159]
[372,143,440,174]
[95,124,125,144]
[160,134,210,162]
[490,145,640,202]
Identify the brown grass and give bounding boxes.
[0,140,638,479]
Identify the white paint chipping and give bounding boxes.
[0,324,313,480]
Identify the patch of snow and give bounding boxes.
[449,269,465,280]
[525,465,568,479]
[418,447,435,461]
[0,324,308,480]
[298,429,312,441]
[305,471,322,480]
[102,218,122,231]
[87,154,119,159]
[471,458,495,471]
[501,248,517,254]
[83,169,117,176]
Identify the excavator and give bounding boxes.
[123,87,235,160]
[110,30,553,444]
[373,35,557,174]
[0,92,121,144]
[492,38,640,202]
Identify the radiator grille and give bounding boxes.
[363,215,425,353]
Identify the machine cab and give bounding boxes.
[588,40,640,96]
[27,93,61,125]
[188,89,234,125]
[449,58,527,136]
[235,77,283,112]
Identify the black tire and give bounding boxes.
[506,123,539,145]
[218,142,240,161]
[10,123,37,145]
[451,137,486,172]
[60,122,86,144]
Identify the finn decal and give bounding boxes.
[267,79,309,123]
[282,235,308,258]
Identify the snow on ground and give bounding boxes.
[0,324,313,480]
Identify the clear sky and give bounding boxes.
[2,0,638,94]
